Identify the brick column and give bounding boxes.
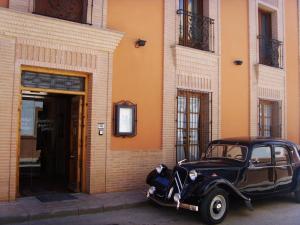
[0,35,17,201]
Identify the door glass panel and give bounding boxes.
[275,146,290,166]
[21,100,43,136]
[251,146,272,166]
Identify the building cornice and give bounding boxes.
[0,8,124,52]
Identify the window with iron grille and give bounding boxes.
[177,0,214,52]
[33,0,88,23]
[258,8,283,68]
[176,90,212,162]
[258,100,282,138]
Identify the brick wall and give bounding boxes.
[0,35,16,201]
[106,150,162,192]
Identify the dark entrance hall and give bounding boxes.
[19,92,83,197]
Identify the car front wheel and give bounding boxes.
[200,188,229,225]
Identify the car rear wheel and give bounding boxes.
[200,188,229,225]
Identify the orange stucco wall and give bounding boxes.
[285,0,300,144]
[107,0,163,150]
[221,0,250,138]
[0,0,8,8]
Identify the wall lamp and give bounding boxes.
[234,59,243,65]
[135,39,147,48]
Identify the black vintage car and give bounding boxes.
[146,137,300,224]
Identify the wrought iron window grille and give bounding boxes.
[177,9,215,52]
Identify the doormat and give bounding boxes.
[36,193,77,203]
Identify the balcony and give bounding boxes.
[258,35,283,69]
[177,9,215,52]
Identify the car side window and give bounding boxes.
[275,146,290,166]
[251,146,272,166]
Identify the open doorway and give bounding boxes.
[19,92,83,197]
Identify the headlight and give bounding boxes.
[156,164,164,174]
[148,186,156,195]
[189,170,198,181]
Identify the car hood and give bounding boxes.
[180,159,244,170]
[179,159,244,183]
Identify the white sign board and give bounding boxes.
[118,108,133,133]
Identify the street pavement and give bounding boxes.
[11,194,300,225]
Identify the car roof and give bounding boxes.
[210,137,297,147]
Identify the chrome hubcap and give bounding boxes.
[209,195,226,220]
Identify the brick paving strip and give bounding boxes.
[0,190,147,224]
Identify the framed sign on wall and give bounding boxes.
[113,101,137,137]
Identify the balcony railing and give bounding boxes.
[177,9,215,52]
[258,35,283,69]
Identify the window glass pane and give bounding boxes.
[189,114,198,128]
[22,71,85,92]
[190,97,200,113]
[178,96,186,112]
[21,100,35,136]
[206,145,247,161]
[227,146,245,160]
[21,100,43,136]
[275,146,290,165]
[208,145,224,158]
[251,146,272,165]
[179,0,184,10]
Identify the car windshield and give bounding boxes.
[206,144,248,161]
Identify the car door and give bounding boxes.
[239,145,275,196]
[274,145,293,192]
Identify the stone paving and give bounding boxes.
[10,194,300,225]
[0,190,146,225]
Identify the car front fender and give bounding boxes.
[196,178,253,210]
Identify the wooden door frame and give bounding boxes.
[16,65,89,197]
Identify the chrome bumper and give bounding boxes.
[147,195,199,212]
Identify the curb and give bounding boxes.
[0,200,148,225]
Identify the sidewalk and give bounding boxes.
[0,190,147,225]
